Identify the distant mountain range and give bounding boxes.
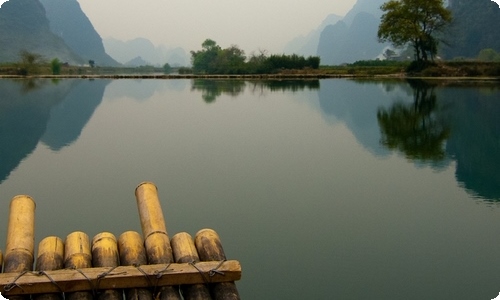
[283,0,387,65]
[0,0,83,64]
[283,13,343,57]
[1,0,498,67]
[103,37,189,67]
[0,0,189,67]
[0,0,118,66]
[40,0,119,66]
[288,0,500,64]
[316,0,387,65]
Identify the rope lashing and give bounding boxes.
[189,260,227,284]
[95,266,126,291]
[3,270,28,292]
[134,264,154,288]
[70,267,96,298]
[209,259,227,277]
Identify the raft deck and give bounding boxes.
[0,182,241,300]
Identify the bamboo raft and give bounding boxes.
[0,182,241,300]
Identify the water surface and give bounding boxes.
[0,78,499,299]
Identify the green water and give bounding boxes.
[0,78,499,299]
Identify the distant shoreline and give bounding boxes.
[0,73,499,81]
[0,73,355,79]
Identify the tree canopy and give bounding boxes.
[190,39,320,74]
[377,0,452,62]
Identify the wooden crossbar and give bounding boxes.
[0,260,241,296]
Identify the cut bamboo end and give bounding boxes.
[64,232,92,300]
[171,232,211,300]
[117,231,152,300]
[4,195,36,273]
[34,237,65,300]
[36,236,64,272]
[91,234,122,300]
[134,182,174,265]
[135,182,180,299]
[92,232,119,268]
[195,229,227,261]
[64,231,91,269]
[117,231,147,266]
[171,232,200,263]
[195,229,241,300]
[135,182,168,236]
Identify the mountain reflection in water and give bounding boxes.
[317,78,500,202]
[0,78,498,201]
[0,79,110,183]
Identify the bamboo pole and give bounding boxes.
[194,229,240,300]
[92,232,122,300]
[64,231,92,300]
[134,182,173,264]
[117,231,152,300]
[171,232,211,300]
[3,195,36,300]
[135,182,181,300]
[4,195,36,273]
[33,236,65,300]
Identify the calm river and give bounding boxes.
[0,78,499,299]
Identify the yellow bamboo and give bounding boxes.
[134,182,173,263]
[171,232,211,300]
[36,236,64,271]
[117,231,152,300]
[33,236,64,300]
[64,231,92,300]
[91,232,121,300]
[0,249,3,273]
[4,195,36,273]
[135,182,181,300]
[3,195,36,300]
[195,229,240,300]
[92,232,120,268]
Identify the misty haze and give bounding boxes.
[0,1,500,300]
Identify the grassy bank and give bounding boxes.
[321,61,500,78]
[1,61,499,79]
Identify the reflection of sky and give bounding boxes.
[103,79,189,101]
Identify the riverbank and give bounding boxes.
[0,61,499,80]
[0,73,358,79]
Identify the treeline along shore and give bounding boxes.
[1,59,500,79]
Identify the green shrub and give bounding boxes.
[51,58,61,75]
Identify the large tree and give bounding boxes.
[377,0,452,62]
[190,39,222,74]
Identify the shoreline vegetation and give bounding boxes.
[1,61,499,80]
[2,38,499,80]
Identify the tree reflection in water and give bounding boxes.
[377,79,450,162]
[191,79,320,103]
[191,80,246,103]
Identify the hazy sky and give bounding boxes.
[76,0,357,53]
